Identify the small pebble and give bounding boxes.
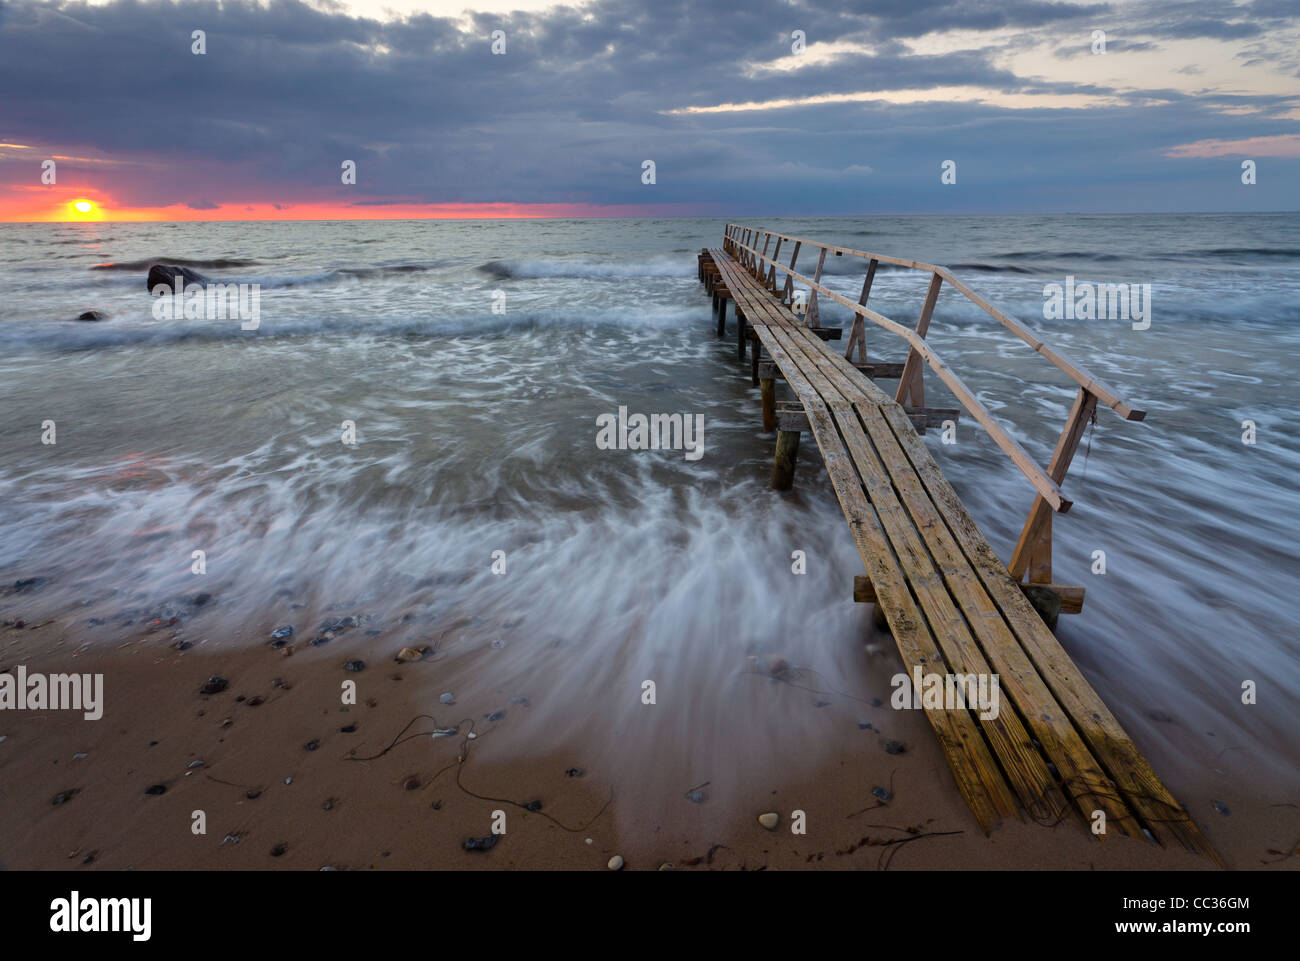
[270,843,287,857]
[523,800,542,811]
[686,789,706,804]
[343,659,365,672]
[884,740,905,755]
[144,784,167,796]
[187,759,204,769]
[403,776,421,791]
[439,692,454,704]
[304,740,319,751]
[270,626,294,640]
[490,639,506,650]
[322,798,336,810]
[432,727,458,738]
[658,863,675,871]
[758,812,779,830]
[199,676,228,695]
[565,767,585,778]
[339,723,357,733]
[486,710,505,722]
[467,732,477,740]
[607,855,624,871]
[51,789,78,806]
[73,752,88,760]
[1212,800,1230,817]
[872,786,892,801]
[464,835,498,852]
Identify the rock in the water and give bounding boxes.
[343,659,365,672]
[439,692,454,704]
[270,625,294,640]
[607,854,624,870]
[77,309,107,322]
[884,740,905,755]
[1021,585,1062,631]
[395,646,429,663]
[199,676,228,695]
[147,264,208,293]
[758,812,779,830]
[464,835,498,852]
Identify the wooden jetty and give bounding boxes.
[698,224,1218,862]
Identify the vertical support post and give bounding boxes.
[1008,388,1099,583]
[782,242,801,305]
[768,238,783,289]
[772,429,801,490]
[750,330,761,385]
[805,247,827,328]
[758,233,772,278]
[894,271,944,408]
[844,258,878,362]
[761,377,776,432]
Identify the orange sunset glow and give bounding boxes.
[0,192,702,223]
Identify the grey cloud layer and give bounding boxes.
[0,0,1295,212]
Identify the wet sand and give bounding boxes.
[2,606,1293,873]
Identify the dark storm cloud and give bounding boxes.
[0,0,1296,213]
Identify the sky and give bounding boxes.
[0,0,1297,221]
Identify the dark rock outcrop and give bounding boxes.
[147,264,209,292]
[76,310,106,321]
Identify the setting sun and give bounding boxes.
[73,200,92,213]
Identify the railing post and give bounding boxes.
[805,248,827,327]
[768,238,783,289]
[844,258,878,363]
[1008,387,1099,583]
[782,242,801,305]
[894,271,944,407]
[758,233,772,277]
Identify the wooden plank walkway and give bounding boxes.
[697,231,1219,862]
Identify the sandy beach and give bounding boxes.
[2,596,1293,872]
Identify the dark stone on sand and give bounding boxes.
[51,789,79,806]
[144,784,167,796]
[14,577,49,592]
[1021,585,1062,631]
[343,659,365,672]
[523,800,542,811]
[339,723,357,733]
[686,790,706,804]
[77,310,107,321]
[485,710,505,722]
[872,786,892,801]
[270,625,294,640]
[173,640,192,651]
[305,739,319,751]
[147,264,208,293]
[270,843,287,857]
[192,592,212,607]
[464,835,499,852]
[403,776,420,791]
[310,636,330,647]
[1212,800,1230,816]
[884,740,905,755]
[199,676,228,695]
[565,768,585,778]
[246,788,262,800]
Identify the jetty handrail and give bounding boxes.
[719,224,1148,579]
[725,224,1145,421]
